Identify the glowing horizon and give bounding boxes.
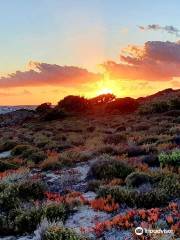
[0,1,180,105]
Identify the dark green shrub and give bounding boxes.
[87,180,102,192]
[106,97,139,114]
[0,186,20,212]
[125,172,153,187]
[0,207,44,235]
[98,186,168,208]
[170,98,180,110]
[103,134,126,145]
[59,150,90,166]
[36,102,52,113]
[0,160,18,171]
[14,207,44,234]
[42,109,67,121]
[12,144,30,156]
[0,183,7,192]
[88,154,134,180]
[21,148,46,163]
[0,140,17,152]
[57,95,88,113]
[151,101,170,113]
[158,174,180,198]
[96,145,119,155]
[0,181,46,214]
[45,203,69,223]
[18,181,46,200]
[99,186,138,207]
[12,144,46,163]
[139,101,170,114]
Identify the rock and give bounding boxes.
[102,229,134,240]
[0,150,11,159]
[65,205,110,234]
[82,191,97,201]
[35,159,95,193]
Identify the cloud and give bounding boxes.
[138,24,180,36]
[103,41,180,81]
[0,62,101,88]
[0,89,32,97]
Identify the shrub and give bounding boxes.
[45,203,69,223]
[103,134,126,145]
[36,103,52,113]
[125,172,153,187]
[12,144,46,163]
[0,140,17,152]
[88,154,134,180]
[139,101,170,114]
[87,180,102,192]
[0,181,46,213]
[98,186,168,208]
[12,144,30,156]
[0,160,19,172]
[158,149,180,167]
[40,159,62,170]
[21,148,46,164]
[33,134,50,148]
[42,109,67,121]
[151,101,170,113]
[14,207,44,234]
[170,98,180,110]
[96,144,119,155]
[0,186,20,212]
[59,150,90,166]
[57,95,88,113]
[106,97,139,114]
[18,181,46,200]
[43,226,86,240]
[158,174,180,198]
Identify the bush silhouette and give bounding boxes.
[57,95,88,112]
[106,97,139,114]
[36,102,52,113]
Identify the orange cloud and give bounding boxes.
[0,62,101,88]
[103,41,180,81]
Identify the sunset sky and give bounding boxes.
[0,0,180,105]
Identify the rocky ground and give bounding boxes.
[1,153,134,240]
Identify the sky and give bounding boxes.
[0,0,180,105]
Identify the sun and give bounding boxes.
[97,88,113,95]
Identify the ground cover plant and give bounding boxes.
[0,90,180,239]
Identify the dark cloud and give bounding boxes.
[103,41,180,81]
[138,24,180,36]
[0,62,101,88]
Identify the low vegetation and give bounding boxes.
[0,90,180,238]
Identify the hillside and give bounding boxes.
[0,88,179,240]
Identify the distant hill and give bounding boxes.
[0,106,36,115]
[138,88,180,103]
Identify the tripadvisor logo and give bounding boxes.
[135,227,143,235]
[135,227,174,236]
